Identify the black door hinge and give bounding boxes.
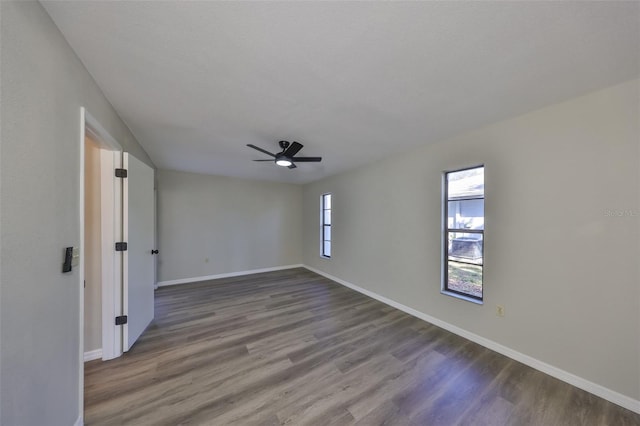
[115,242,128,251]
[115,168,128,178]
[115,315,128,326]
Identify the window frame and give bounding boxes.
[321,193,332,258]
[442,165,484,303]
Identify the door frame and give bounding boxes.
[79,107,123,422]
[100,150,123,360]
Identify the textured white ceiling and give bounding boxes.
[43,1,640,184]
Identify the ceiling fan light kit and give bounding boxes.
[247,141,322,170]
[275,157,292,167]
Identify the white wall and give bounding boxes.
[84,137,102,353]
[302,79,640,403]
[157,170,302,283]
[0,2,154,424]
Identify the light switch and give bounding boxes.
[72,247,80,267]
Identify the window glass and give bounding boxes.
[443,166,484,301]
[321,193,332,258]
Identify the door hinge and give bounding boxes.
[115,168,128,178]
[115,315,128,326]
[115,242,128,251]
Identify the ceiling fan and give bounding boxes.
[247,141,322,169]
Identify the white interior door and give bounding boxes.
[123,152,155,351]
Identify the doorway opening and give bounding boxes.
[83,134,104,362]
[80,107,156,423]
[81,108,124,363]
[80,107,123,422]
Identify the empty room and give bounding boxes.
[1,1,639,425]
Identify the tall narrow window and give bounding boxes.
[321,193,332,258]
[443,166,484,301]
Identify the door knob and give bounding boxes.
[151,249,159,255]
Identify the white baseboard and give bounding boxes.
[83,349,102,362]
[303,265,640,414]
[157,264,304,287]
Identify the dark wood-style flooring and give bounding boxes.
[84,268,639,425]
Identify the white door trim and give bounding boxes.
[99,150,123,360]
[121,153,130,350]
[84,110,121,151]
[79,108,86,426]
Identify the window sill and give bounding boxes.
[441,290,483,305]
[320,255,331,260]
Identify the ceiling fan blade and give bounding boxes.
[288,163,297,169]
[253,159,274,162]
[290,157,322,162]
[283,141,303,158]
[247,144,276,158]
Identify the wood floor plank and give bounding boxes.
[84,268,640,425]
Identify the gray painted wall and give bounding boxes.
[157,169,302,283]
[302,79,640,401]
[0,2,154,424]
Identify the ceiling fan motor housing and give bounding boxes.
[279,140,290,150]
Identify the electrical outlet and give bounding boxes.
[496,305,505,317]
